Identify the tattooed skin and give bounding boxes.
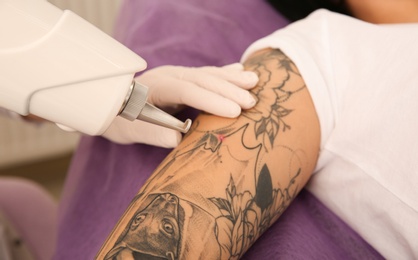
[97,49,320,260]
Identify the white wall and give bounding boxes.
[48,0,122,35]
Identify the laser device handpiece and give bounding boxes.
[0,0,191,135]
[119,81,192,133]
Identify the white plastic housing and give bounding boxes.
[0,0,146,135]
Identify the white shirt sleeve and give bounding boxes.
[241,9,418,258]
[241,9,416,170]
[241,9,343,158]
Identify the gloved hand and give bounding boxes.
[102,63,259,147]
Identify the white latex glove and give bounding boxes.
[142,63,258,117]
[102,63,259,147]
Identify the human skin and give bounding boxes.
[345,0,418,23]
[96,48,320,259]
[94,1,418,258]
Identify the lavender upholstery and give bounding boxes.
[0,177,57,260]
[54,0,382,259]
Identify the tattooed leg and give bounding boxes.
[96,48,320,260]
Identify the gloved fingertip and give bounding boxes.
[173,132,183,146]
[224,63,244,71]
[223,105,241,118]
[245,94,257,109]
[235,90,257,109]
[161,131,182,148]
[242,71,259,87]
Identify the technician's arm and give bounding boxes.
[96,48,320,259]
[0,0,258,147]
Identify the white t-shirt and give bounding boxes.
[242,9,418,259]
